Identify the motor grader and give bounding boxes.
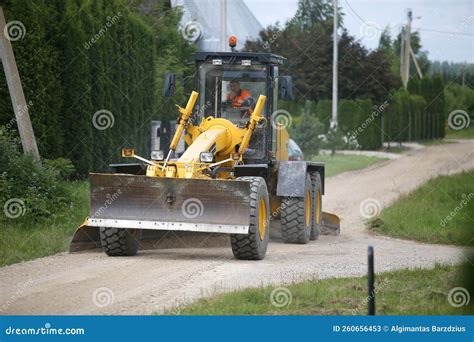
[71,42,340,260]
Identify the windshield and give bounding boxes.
[198,63,268,159]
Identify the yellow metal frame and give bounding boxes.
[125,91,267,180]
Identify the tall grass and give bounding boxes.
[173,265,471,315]
[370,171,474,246]
[0,181,89,266]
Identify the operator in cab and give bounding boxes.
[223,80,255,117]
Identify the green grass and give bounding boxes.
[369,171,474,246]
[172,264,472,315]
[0,181,89,266]
[312,154,386,177]
[445,125,474,139]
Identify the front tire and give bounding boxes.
[230,176,270,260]
[100,227,142,256]
[280,174,312,244]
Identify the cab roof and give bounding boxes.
[194,51,286,65]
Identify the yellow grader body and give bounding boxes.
[71,49,340,260]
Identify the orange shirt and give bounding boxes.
[227,89,251,108]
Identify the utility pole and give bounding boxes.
[410,48,423,78]
[0,7,40,161]
[220,0,227,52]
[331,0,338,128]
[399,26,404,81]
[401,9,412,88]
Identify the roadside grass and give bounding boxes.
[0,181,89,266]
[172,264,472,315]
[445,125,474,139]
[312,154,386,177]
[369,171,474,246]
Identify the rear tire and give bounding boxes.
[310,172,322,241]
[230,176,270,260]
[280,174,312,244]
[100,227,142,256]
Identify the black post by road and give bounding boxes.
[368,246,375,315]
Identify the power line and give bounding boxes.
[344,0,366,24]
[345,0,474,38]
[416,27,474,37]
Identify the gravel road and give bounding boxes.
[1,140,473,315]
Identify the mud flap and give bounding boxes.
[320,211,340,236]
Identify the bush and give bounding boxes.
[44,158,76,180]
[290,101,325,155]
[321,127,345,155]
[0,128,69,220]
[315,99,383,150]
[445,84,474,124]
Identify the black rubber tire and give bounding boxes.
[230,176,270,260]
[100,227,142,256]
[310,172,322,241]
[280,174,312,244]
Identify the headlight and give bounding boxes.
[151,150,164,161]
[199,152,214,163]
[122,148,135,157]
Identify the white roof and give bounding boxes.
[171,0,263,52]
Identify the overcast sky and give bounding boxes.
[243,0,473,63]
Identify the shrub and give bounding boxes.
[0,127,69,221]
[290,101,325,155]
[44,158,76,180]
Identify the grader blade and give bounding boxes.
[320,211,340,236]
[69,220,101,252]
[70,173,252,252]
